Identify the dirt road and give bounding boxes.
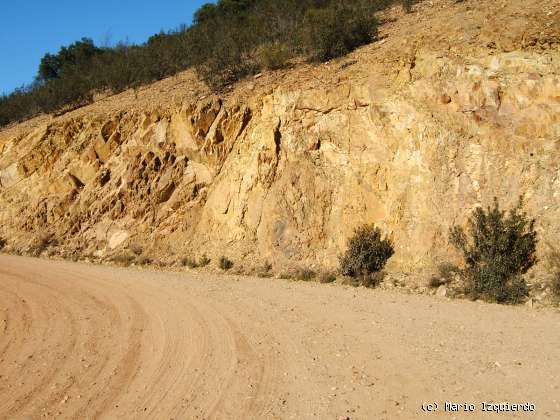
[1,255,559,419]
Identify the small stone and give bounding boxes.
[436,285,447,297]
[440,93,452,104]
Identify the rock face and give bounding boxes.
[0,0,559,274]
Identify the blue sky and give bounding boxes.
[0,0,209,94]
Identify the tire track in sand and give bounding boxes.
[0,256,282,420]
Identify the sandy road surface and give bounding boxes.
[0,255,559,419]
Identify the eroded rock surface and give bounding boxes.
[0,0,559,277]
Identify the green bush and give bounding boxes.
[257,42,292,70]
[450,198,537,304]
[401,0,414,13]
[302,5,377,62]
[339,224,394,280]
[219,256,234,270]
[38,38,103,82]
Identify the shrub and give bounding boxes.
[428,276,443,288]
[0,237,6,250]
[194,24,260,88]
[438,262,460,282]
[552,275,560,302]
[129,244,143,256]
[401,0,414,13]
[182,254,211,268]
[198,254,211,267]
[339,224,394,280]
[302,5,377,62]
[318,271,337,284]
[294,267,316,281]
[219,256,234,270]
[28,233,57,257]
[38,38,103,82]
[340,276,360,287]
[111,253,135,266]
[256,261,273,277]
[181,257,199,268]
[136,255,152,265]
[257,42,292,70]
[546,248,560,302]
[429,262,460,288]
[450,198,537,304]
[360,271,386,288]
[153,259,168,267]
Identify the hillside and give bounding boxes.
[0,0,559,295]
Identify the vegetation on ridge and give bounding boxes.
[0,0,414,128]
[450,198,538,304]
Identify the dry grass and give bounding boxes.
[136,255,152,265]
[318,271,337,284]
[28,233,57,257]
[111,253,135,267]
[547,248,560,303]
[256,261,273,278]
[359,271,386,288]
[129,244,144,256]
[294,268,316,281]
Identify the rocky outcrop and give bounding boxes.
[0,0,559,278]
